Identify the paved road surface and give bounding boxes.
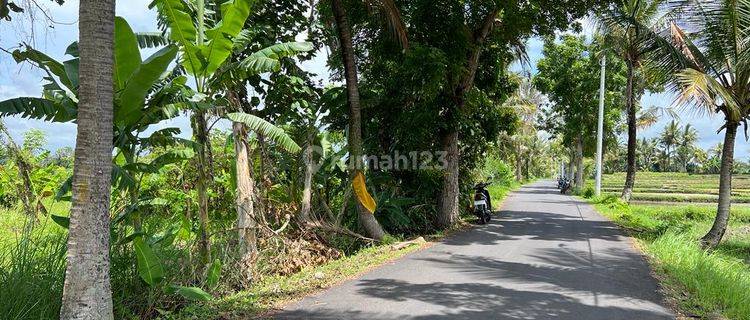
[275,181,674,319]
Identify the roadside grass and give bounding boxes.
[172,243,426,319]
[589,196,750,319]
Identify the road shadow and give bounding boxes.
[442,211,625,246]
[277,276,670,319]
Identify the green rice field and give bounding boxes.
[599,172,750,204]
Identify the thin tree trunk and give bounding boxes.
[515,150,522,182]
[299,133,314,224]
[567,161,573,180]
[192,111,211,263]
[332,0,385,240]
[0,122,36,218]
[702,122,737,249]
[575,137,583,190]
[664,145,672,172]
[232,121,257,285]
[622,60,637,202]
[60,0,115,318]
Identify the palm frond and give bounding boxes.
[135,32,171,48]
[226,112,301,153]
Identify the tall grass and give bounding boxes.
[650,232,750,319]
[0,223,66,319]
[590,197,750,319]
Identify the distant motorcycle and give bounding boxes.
[558,177,571,194]
[473,182,493,224]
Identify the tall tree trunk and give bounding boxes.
[524,157,530,180]
[60,0,115,318]
[437,131,460,228]
[192,111,211,263]
[299,132,314,224]
[664,145,672,172]
[436,9,499,228]
[575,137,583,190]
[514,149,523,182]
[232,121,257,285]
[702,122,737,249]
[622,60,637,202]
[567,160,574,180]
[332,0,385,240]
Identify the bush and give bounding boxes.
[581,186,595,199]
[476,154,514,186]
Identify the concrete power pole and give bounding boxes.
[595,54,606,196]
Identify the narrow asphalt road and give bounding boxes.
[275,180,674,319]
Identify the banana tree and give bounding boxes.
[0,17,205,290]
[151,0,311,270]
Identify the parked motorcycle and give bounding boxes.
[558,177,571,194]
[473,182,493,224]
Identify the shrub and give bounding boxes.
[581,186,595,199]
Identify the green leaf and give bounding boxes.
[226,112,301,153]
[205,259,221,288]
[201,0,253,77]
[65,42,79,57]
[50,215,69,229]
[170,285,212,301]
[112,164,138,192]
[117,45,178,126]
[55,175,73,201]
[135,32,170,48]
[12,46,75,92]
[236,42,313,74]
[117,231,145,245]
[0,97,76,122]
[114,17,142,90]
[63,58,79,90]
[134,236,164,286]
[151,0,202,75]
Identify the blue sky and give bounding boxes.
[0,2,743,160]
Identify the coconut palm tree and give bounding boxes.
[59,0,115,318]
[639,0,750,248]
[637,137,659,171]
[599,0,672,202]
[502,76,544,181]
[659,119,680,170]
[675,123,698,171]
[330,0,387,240]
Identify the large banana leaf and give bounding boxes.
[151,0,202,75]
[134,236,164,286]
[117,45,178,126]
[226,112,301,153]
[114,17,142,90]
[0,97,76,122]
[201,0,252,77]
[12,46,76,92]
[236,42,313,73]
[62,58,79,90]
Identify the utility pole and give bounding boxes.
[595,54,606,196]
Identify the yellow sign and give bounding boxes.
[353,172,377,214]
